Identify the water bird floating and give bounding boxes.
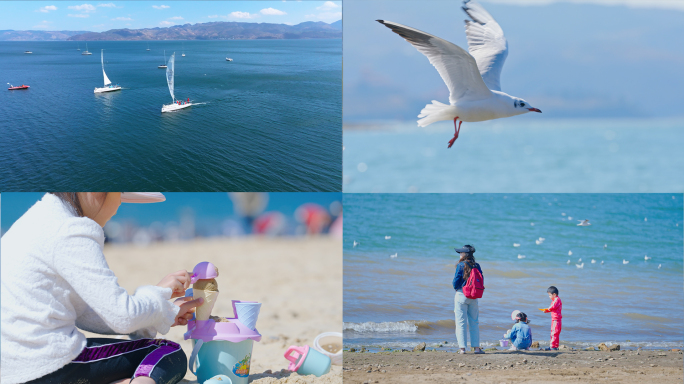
[94,50,121,93]
[385,236,391,240]
[577,258,581,263]
[353,241,359,247]
[623,259,629,265]
[390,253,398,258]
[576,263,584,269]
[376,0,541,148]
[161,52,194,113]
[658,264,661,269]
[577,219,591,226]
[517,254,525,259]
[513,243,520,247]
[644,255,651,261]
[7,83,29,90]
[82,43,92,55]
[604,244,607,249]
[591,259,596,264]
[601,261,604,265]
[566,260,571,264]
[568,250,572,256]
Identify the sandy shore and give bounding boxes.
[344,348,684,383]
[82,237,342,383]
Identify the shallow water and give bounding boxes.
[0,40,341,191]
[343,193,684,350]
[343,119,684,193]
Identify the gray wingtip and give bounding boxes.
[376,19,385,23]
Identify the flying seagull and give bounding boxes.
[577,219,591,226]
[377,0,541,148]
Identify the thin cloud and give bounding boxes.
[97,3,116,7]
[316,1,339,11]
[168,16,183,20]
[112,16,132,20]
[36,5,57,13]
[260,7,287,15]
[68,13,91,18]
[483,0,684,11]
[208,15,219,18]
[229,11,257,19]
[159,20,173,25]
[306,11,341,21]
[152,5,170,9]
[68,4,96,12]
[32,21,51,29]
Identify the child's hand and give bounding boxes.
[157,270,192,298]
[172,296,203,326]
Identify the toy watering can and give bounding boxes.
[185,299,262,384]
[284,345,331,377]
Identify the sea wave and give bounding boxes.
[343,319,459,333]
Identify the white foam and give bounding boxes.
[343,321,418,333]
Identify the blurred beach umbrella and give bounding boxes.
[253,211,287,236]
[228,193,269,234]
[295,203,331,235]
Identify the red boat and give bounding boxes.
[7,84,30,90]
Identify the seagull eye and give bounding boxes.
[521,102,525,107]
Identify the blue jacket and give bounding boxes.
[452,261,483,291]
[507,322,533,349]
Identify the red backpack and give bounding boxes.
[462,262,485,299]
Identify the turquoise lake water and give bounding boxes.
[343,193,684,350]
[0,40,341,191]
[343,119,684,193]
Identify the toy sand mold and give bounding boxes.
[185,262,262,384]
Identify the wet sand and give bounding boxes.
[344,348,683,383]
[82,237,342,383]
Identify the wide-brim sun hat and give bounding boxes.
[511,310,521,321]
[120,192,166,203]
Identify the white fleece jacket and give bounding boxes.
[0,193,180,384]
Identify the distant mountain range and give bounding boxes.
[0,20,341,41]
[0,30,91,41]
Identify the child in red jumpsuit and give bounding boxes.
[542,286,562,350]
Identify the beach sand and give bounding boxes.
[343,349,683,383]
[82,237,342,383]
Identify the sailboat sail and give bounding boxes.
[101,50,111,86]
[166,52,175,101]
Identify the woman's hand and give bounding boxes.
[172,296,203,326]
[157,270,192,299]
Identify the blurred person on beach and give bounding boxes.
[452,245,485,354]
[1,192,203,384]
[504,311,533,351]
[541,286,563,351]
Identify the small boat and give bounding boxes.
[82,43,92,55]
[161,52,194,113]
[181,42,185,57]
[94,49,122,94]
[146,42,150,51]
[158,50,167,68]
[7,83,30,90]
[182,53,185,57]
[77,44,81,51]
[226,58,233,62]
[24,51,32,54]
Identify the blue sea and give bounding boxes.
[0,40,341,191]
[343,119,684,193]
[343,193,684,351]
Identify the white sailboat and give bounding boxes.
[182,42,185,57]
[161,52,193,113]
[158,50,167,68]
[77,43,81,51]
[94,49,121,93]
[146,42,150,51]
[82,43,92,55]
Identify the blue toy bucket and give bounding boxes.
[190,339,253,384]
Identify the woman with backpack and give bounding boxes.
[452,245,485,354]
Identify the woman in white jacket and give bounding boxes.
[1,193,203,384]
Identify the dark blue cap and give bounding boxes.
[454,244,475,254]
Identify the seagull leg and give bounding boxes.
[448,118,462,148]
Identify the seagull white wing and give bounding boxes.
[462,0,508,92]
[377,20,491,103]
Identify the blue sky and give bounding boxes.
[4,1,341,32]
[344,0,684,121]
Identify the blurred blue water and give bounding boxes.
[343,193,684,350]
[0,40,341,191]
[343,119,684,192]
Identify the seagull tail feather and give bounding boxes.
[417,100,453,127]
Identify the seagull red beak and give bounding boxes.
[528,108,542,113]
